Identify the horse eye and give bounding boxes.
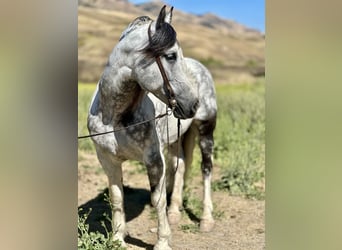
[164,53,177,62]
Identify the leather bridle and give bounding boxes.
[147,23,181,179]
[148,23,177,110]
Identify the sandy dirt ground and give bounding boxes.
[78,151,265,250]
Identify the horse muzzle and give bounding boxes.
[173,98,199,119]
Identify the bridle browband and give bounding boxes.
[148,23,177,110]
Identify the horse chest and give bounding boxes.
[112,125,154,161]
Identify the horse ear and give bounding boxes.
[165,6,174,24]
[156,5,167,30]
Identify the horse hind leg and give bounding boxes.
[96,150,126,246]
[197,117,216,232]
[167,142,186,225]
[167,124,197,225]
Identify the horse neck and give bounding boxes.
[113,79,144,113]
[99,65,145,125]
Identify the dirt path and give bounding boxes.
[78,151,265,250]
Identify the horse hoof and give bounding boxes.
[112,233,127,247]
[113,238,126,248]
[200,218,215,232]
[168,211,181,225]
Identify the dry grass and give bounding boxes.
[78,6,264,84]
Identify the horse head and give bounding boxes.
[119,6,199,119]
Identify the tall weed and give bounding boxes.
[78,194,126,250]
[213,82,265,199]
[78,84,96,152]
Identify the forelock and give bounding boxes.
[141,22,177,58]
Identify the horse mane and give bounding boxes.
[119,16,152,41]
[119,10,177,58]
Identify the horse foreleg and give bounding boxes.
[145,148,172,250]
[107,171,126,245]
[198,118,216,232]
[97,151,126,246]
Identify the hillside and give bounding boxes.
[78,0,265,84]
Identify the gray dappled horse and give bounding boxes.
[87,6,217,250]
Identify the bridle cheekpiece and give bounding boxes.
[148,23,177,110]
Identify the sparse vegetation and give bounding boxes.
[245,59,258,69]
[199,57,224,68]
[78,79,265,244]
[179,223,199,234]
[183,189,203,219]
[127,160,147,175]
[78,208,125,250]
[78,83,96,152]
[78,80,265,197]
[212,82,265,199]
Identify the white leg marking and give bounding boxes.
[96,150,127,246]
[168,155,185,225]
[102,159,126,246]
[152,173,172,250]
[200,172,215,232]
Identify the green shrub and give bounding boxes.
[199,57,224,68]
[213,82,265,199]
[212,165,265,200]
[78,208,125,250]
[78,83,96,152]
[179,223,199,233]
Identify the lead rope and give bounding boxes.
[166,105,171,183]
[175,118,181,173]
[156,106,181,208]
[77,112,169,139]
[165,111,181,173]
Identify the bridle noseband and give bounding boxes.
[148,23,177,110]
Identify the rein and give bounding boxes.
[77,111,171,139]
